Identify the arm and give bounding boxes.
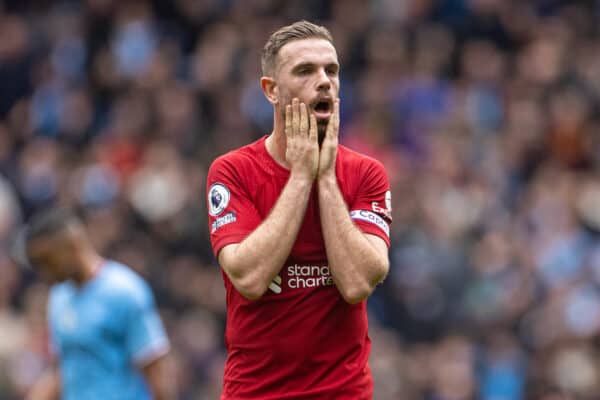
[219,174,312,300]
[29,294,61,400]
[140,354,175,400]
[124,279,173,399]
[317,99,390,304]
[218,99,319,300]
[318,176,390,303]
[26,366,60,400]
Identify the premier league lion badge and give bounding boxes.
[208,183,231,216]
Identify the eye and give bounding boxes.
[326,66,339,76]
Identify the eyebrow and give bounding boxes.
[291,62,339,72]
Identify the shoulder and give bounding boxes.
[208,137,265,174]
[48,283,72,309]
[99,261,153,307]
[337,144,387,176]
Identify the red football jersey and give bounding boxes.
[206,135,392,400]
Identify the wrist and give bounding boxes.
[289,170,316,186]
[318,171,337,186]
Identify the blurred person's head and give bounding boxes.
[518,36,565,86]
[548,345,600,397]
[260,20,339,143]
[24,207,102,285]
[460,40,506,85]
[412,24,453,77]
[0,14,30,62]
[430,335,476,400]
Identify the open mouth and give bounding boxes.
[311,99,333,119]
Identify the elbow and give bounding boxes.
[231,273,268,301]
[340,285,372,304]
[375,258,390,284]
[340,259,390,305]
[222,258,269,301]
[237,285,267,301]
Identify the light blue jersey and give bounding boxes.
[48,260,169,400]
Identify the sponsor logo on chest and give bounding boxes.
[268,264,334,293]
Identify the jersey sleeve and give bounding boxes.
[124,281,170,367]
[206,155,262,258]
[349,158,392,247]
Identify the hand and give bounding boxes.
[285,98,319,180]
[318,98,340,179]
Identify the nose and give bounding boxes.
[316,68,331,92]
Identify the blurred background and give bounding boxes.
[2,0,600,399]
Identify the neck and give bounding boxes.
[73,252,104,285]
[265,109,289,169]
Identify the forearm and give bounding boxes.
[150,383,175,400]
[26,368,60,400]
[222,173,313,299]
[318,174,389,303]
[150,375,176,400]
[143,356,176,400]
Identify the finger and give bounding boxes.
[292,98,300,137]
[327,99,340,138]
[309,113,317,143]
[300,103,308,137]
[285,104,292,139]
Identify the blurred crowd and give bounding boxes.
[2,0,600,399]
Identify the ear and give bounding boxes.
[260,76,278,105]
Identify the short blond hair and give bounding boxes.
[261,20,334,76]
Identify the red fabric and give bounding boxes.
[206,136,391,400]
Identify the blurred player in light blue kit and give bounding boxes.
[23,208,175,400]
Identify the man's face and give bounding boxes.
[274,38,340,141]
[27,236,78,284]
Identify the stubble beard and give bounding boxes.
[317,120,327,146]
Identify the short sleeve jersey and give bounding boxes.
[48,261,170,400]
[207,136,392,400]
